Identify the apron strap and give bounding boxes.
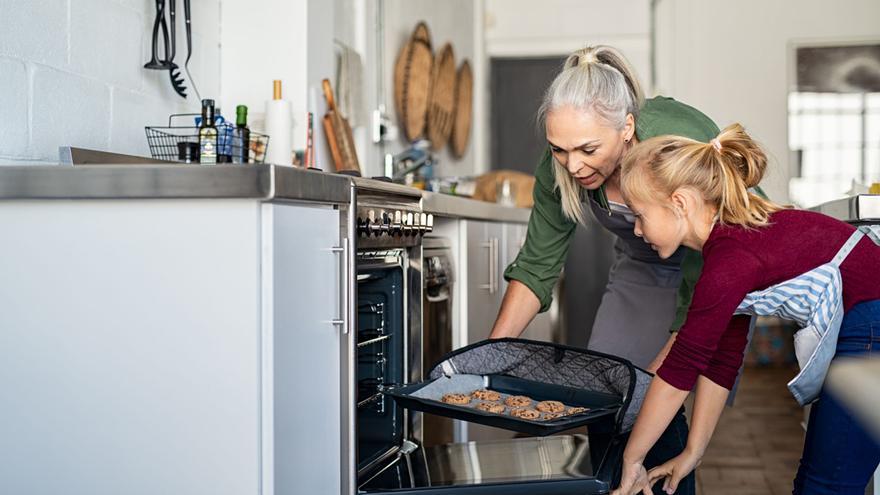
[831,229,866,267]
[859,225,880,245]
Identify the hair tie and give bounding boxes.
[711,138,722,152]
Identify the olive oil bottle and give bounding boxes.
[232,105,251,164]
[198,99,218,165]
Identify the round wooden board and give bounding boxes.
[451,60,473,158]
[393,22,434,142]
[427,43,456,151]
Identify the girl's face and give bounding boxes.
[545,105,634,190]
[627,196,689,259]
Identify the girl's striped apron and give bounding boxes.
[734,226,880,405]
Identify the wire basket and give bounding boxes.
[145,113,269,164]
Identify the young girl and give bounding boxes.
[611,124,880,495]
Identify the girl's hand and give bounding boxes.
[611,459,654,495]
[646,448,702,494]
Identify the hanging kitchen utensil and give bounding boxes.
[322,79,360,173]
[451,59,473,159]
[182,0,200,101]
[426,43,456,151]
[167,0,186,98]
[143,0,172,70]
[393,21,434,142]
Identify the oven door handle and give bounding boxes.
[331,237,349,334]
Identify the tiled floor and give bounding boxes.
[694,366,804,495]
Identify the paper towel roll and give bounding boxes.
[264,98,292,165]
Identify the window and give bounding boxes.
[788,43,880,207]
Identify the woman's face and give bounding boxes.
[545,105,633,190]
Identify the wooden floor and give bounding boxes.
[694,366,805,495]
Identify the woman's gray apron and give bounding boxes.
[584,196,686,368]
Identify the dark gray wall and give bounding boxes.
[489,56,566,174]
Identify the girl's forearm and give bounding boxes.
[685,375,729,457]
[622,376,690,463]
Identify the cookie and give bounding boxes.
[541,412,564,421]
[510,408,541,420]
[566,406,589,415]
[471,389,501,401]
[475,402,506,414]
[535,400,565,413]
[441,393,471,405]
[504,395,532,407]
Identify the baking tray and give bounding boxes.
[385,374,622,436]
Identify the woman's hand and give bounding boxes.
[611,459,654,495]
[646,448,702,494]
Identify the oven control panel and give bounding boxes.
[357,209,434,238]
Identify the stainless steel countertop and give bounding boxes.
[0,164,531,222]
[810,194,880,223]
[0,164,352,203]
[421,191,531,223]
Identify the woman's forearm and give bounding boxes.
[685,376,729,458]
[622,376,690,463]
[488,280,541,339]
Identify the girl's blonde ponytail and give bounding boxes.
[621,124,783,228]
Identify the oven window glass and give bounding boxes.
[358,264,405,470]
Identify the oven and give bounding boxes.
[347,179,614,495]
[350,181,428,488]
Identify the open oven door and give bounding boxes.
[357,431,621,495]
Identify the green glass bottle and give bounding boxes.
[232,105,251,164]
[198,99,218,165]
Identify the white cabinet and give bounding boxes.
[267,203,343,495]
[461,219,505,345]
[0,200,344,495]
[501,222,557,343]
[460,219,557,346]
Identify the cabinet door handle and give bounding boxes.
[331,237,349,334]
[491,237,499,294]
[479,240,493,292]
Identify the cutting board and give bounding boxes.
[322,79,360,173]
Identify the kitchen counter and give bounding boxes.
[0,163,531,223]
[811,194,880,222]
[0,163,352,204]
[422,190,531,223]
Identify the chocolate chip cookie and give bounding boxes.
[509,408,541,420]
[504,395,532,407]
[441,393,471,405]
[535,400,565,413]
[471,389,501,402]
[475,402,506,414]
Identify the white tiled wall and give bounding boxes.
[0,0,221,164]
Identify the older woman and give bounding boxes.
[488,45,729,494]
